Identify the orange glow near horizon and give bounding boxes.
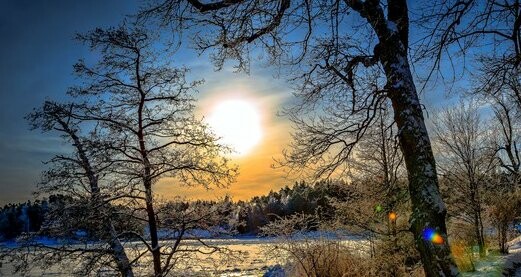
[155,80,292,202]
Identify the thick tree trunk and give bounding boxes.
[382,50,459,276]
[181,0,458,275]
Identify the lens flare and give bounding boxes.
[422,228,444,244]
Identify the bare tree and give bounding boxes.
[20,101,137,276]
[486,96,521,254]
[349,106,406,214]
[491,95,521,177]
[333,106,407,239]
[432,101,496,257]
[140,1,459,274]
[154,198,242,275]
[66,23,238,276]
[487,180,521,254]
[421,0,521,156]
[331,106,419,274]
[417,0,521,78]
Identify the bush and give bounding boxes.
[282,238,375,277]
[261,214,424,277]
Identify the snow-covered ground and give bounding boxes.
[0,236,366,276]
[461,236,521,277]
[502,236,521,276]
[0,238,277,276]
[11,234,520,276]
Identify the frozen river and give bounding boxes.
[0,237,368,276]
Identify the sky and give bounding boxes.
[0,0,300,204]
[0,0,464,205]
[0,0,140,204]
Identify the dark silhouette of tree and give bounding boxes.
[418,0,521,77]
[67,23,238,276]
[0,201,47,241]
[140,1,459,274]
[25,101,136,276]
[235,180,352,234]
[492,96,521,177]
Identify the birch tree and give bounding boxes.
[140,0,459,274]
[23,101,137,276]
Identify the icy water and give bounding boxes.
[0,237,367,276]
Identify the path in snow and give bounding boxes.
[503,236,521,276]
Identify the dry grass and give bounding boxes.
[283,240,375,277]
[450,239,476,272]
[281,238,424,277]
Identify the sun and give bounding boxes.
[207,99,262,156]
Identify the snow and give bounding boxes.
[421,181,447,214]
[460,236,521,276]
[263,264,285,277]
[281,230,362,241]
[503,236,521,276]
[461,255,505,276]
[0,235,365,276]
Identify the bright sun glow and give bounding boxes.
[207,99,262,156]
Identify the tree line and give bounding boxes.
[0,180,354,241]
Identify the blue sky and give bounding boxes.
[0,0,139,203]
[0,0,296,204]
[0,0,467,205]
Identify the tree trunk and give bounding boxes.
[144,180,162,276]
[108,223,134,277]
[474,209,486,257]
[61,118,134,277]
[381,49,459,275]
[499,222,509,254]
[470,183,486,257]
[136,76,162,276]
[346,1,459,272]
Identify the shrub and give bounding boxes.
[282,238,376,277]
[261,214,424,276]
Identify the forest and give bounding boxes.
[0,180,350,240]
[1,0,521,276]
